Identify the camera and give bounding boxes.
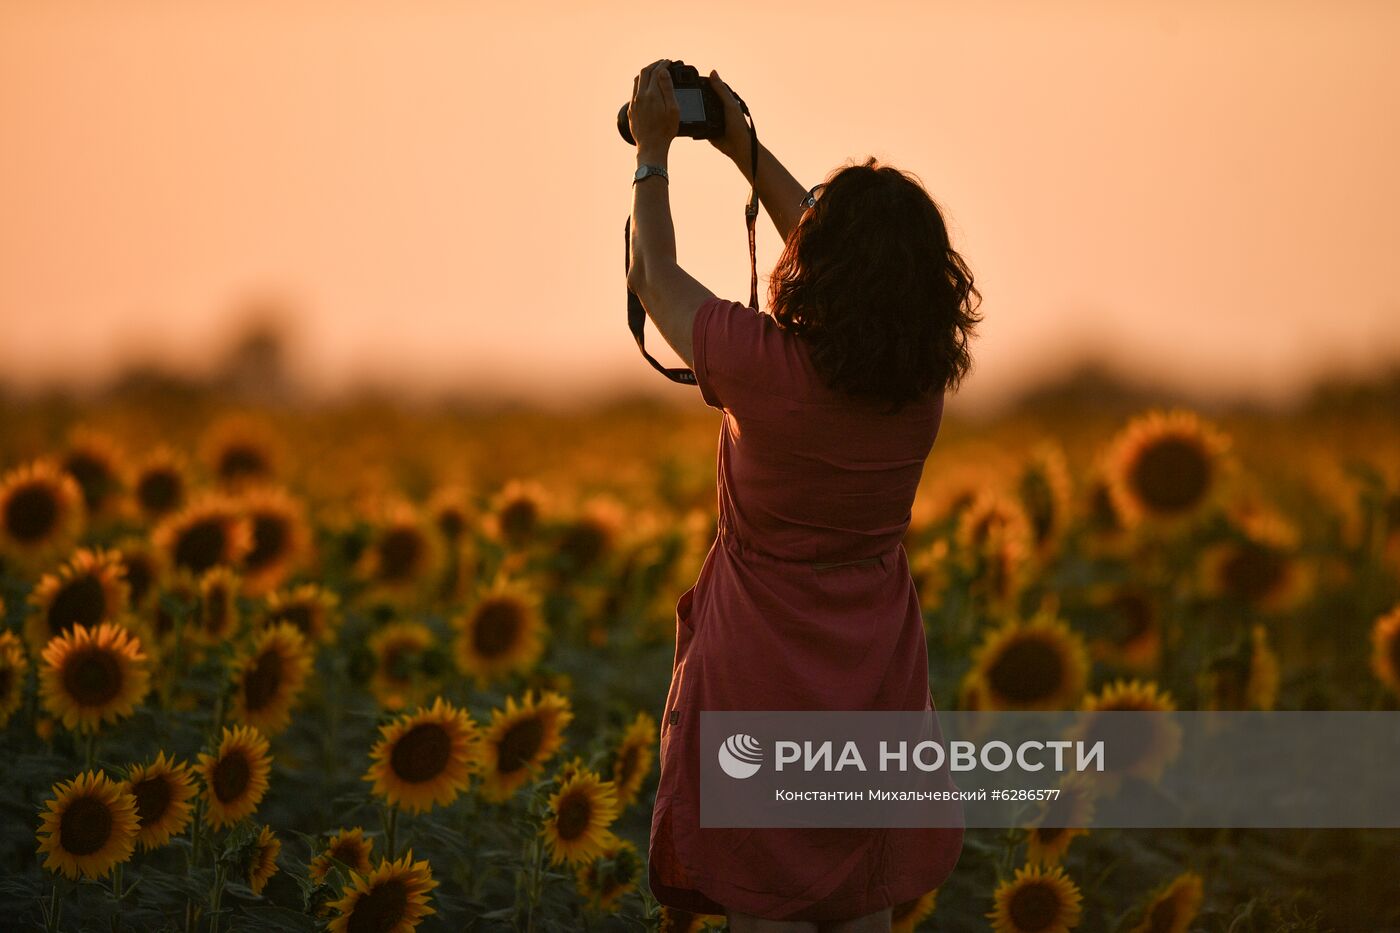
[617,60,725,145]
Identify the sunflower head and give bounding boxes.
[611,710,657,808]
[61,429,128,519]
[968,614,1090,711]
[453,582,545,685]
[39,622,150,733]
[479,689,574,803]
[891,889,939,933]
[0,630,30,728]
[1105,409,1232,528]
[988,863,1083,933]
[551,498,624,577]
[1087,585,1161,671]
[122,751,197,850]
[262,583,341,645]
[112,538,166,612]
[131,446,190,520]
[427,485,473,543]
[1127,871,1205,933]
[1199,509,1310,612]
[201,415,283,490]
[327,849,438,933]
[26,547,131,655]
[1076,679,1181,786]
[310,827,375,884]
[194,565,243,645]
[367,620,443,710]
[243,824,281,895]
[487,480,550,550]
[1016,444,1073,559]
[574,835,639,911]
[36,770,140,880]
[238,486,311,595]
[0,460,85,563]
[152,495,253,577]
[1202,624,1280,711]
[356,502,442,601]
[1370,605,1400,698]
[231,622,312,736]
[1023,774,1097,866]
[542,768,620,865]
[365,696,482,813]
[196,724,273,829]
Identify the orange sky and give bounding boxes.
[1,0,1396,413]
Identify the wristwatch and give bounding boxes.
[633,163,669,185]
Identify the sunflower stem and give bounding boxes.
[208,863,227,933]
[43,880,62,933]
[110,860,124,932]
[83,731,96,772]
[383,806,398,862]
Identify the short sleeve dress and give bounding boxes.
[646,296,965,922]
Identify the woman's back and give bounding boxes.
[693,295,945,565]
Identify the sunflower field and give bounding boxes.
[1,372,1398,932]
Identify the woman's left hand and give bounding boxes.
[629,59,680,154]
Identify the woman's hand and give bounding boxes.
[629,59,680,157]
[705,68,751,165]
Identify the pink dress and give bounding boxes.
[647,296,965,922]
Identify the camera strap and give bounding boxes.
[624,92,759,386]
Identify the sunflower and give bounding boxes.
[131,446,190,520]
[1024,774,1097,866]
[453,582,545,684]
[0,630,29,728]
[553,498,624,576]
[61,429,128,520]
[310,827,375,883]
[487,480,549,549]
[36,770,139,880]
[1127,871,1204,933]
[1198,511,1311,612]
[658,907,725,932]
[365,696,482,813]
[427,484,472,544]
[1016,444,1073,560]
[1074,680,1181,788]
[112,537,166,612]
[231,622,312,736]
[194,566,243,645]
[909,538,951,615]
[39,622,150,733]
[262,583,341,645]
[1203,624,1280,711]
[891,889,939,933]
[367,621,442,710]
[0,460,85,562]
[327,849,438,933]
[238,486,311,595]
[988,863,1083,933]
[957,491,1032,608]
[196,724,273,829]
[1104,409,1231,527]
[152,495,253,577]
[117,751,197,850]
[1082,471,1129,548]
[611,710,656,808]
[356,502,442,599]
[574,835,639,911]
[541,768,620,865]
[26,547,131,654]
[1087,586,1161,672]
[1369,604,1400,698]
[967,614,1090,711]
[478,689,573,803]
[201,415,282,489]
[246,824,281,895]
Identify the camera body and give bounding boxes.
[617,60,725,145]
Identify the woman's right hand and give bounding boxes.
[705,69,751,165]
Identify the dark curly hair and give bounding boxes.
[768,157,981,412]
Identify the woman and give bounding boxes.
[626,60,980,932]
